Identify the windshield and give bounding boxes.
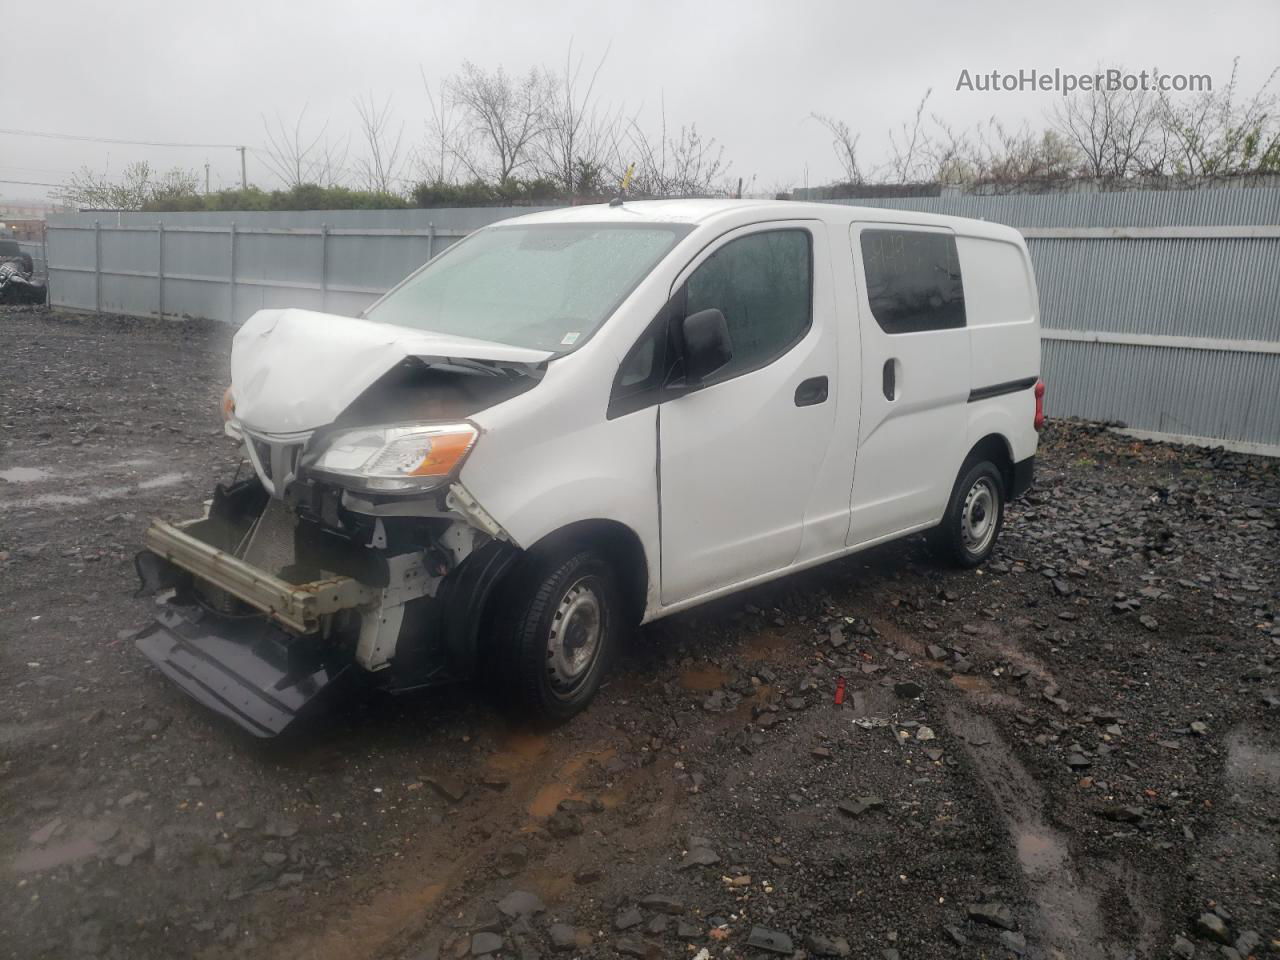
[363,222,691,352]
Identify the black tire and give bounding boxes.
[495,548,619,721]
[929,459,1006,568]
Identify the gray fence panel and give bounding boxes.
[1043,340,1280,448]
[164,228,231,280]
[1030,236,1280,342]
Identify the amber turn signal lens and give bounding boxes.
[220,385,236,422]
[407,431,476,477]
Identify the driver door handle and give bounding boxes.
[794,376,828,407]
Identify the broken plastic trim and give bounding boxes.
[445,483,512,544]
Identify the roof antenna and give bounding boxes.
[610,163,636,206]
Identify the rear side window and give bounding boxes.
[684,229,812,381]
[860,229,965,333]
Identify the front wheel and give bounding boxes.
[929,460,1005,567]
[496,549,619,721]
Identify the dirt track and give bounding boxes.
[2,306,1278,960]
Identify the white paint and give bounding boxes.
[464,201,1040,620]
[846,221,971,544]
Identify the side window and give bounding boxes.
[607,305,674,419]
[860,229,966,334]
[684,229,812,381]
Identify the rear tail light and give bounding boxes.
[1033,379,1046,431]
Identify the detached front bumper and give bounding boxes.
[136,608,352,737]
[135,516,378,737]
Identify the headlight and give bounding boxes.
[307,423,478,493]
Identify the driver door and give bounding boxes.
[658,222,837,605]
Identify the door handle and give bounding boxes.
[794,376,828,407]
[882,359,896,401]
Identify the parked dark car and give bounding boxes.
[0,238,34,274]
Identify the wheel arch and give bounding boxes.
[525,518,650,626]
[964,432,1015,496]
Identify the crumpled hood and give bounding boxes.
[230,308,552,434]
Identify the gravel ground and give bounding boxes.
[2,306,1277,960]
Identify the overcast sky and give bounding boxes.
[4,0,1278,204]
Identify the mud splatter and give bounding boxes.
[678,664,730,691]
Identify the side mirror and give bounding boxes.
[681,308,733,385]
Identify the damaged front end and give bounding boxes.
[134,312,544,736]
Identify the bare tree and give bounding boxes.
[416,68,468,185]
[353,94,407,194]
[918,117,978,184]
[886,89,933,182]
[259,107,331,188]
[538,41,620,199]
[614,98,731,197]
[1159,58,1280,176]
[450,62,548,184]
[314,136,351,189]
[1050,71,1166,178]
[810,113,864,184]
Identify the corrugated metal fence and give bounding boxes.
[44,190,1280,454]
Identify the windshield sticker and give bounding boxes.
[560,332,580,346]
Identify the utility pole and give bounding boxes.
[204,162,210,194]
[237,146,247,190]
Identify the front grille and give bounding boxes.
[244,432,308,497]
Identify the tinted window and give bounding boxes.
[860,229,965,333]
[684,229,812,381]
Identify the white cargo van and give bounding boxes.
[135,200,1043,736]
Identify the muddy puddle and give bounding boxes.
[743,628,795,661]
[1225,729,1280,791]
[0,466,54,483]
[678,663,730,691]
[946,708,1131,960]
[0,471,187,511]
[11,835,102,874]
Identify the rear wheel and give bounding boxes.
[929,459,1005,567]
[496,549,619,721]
